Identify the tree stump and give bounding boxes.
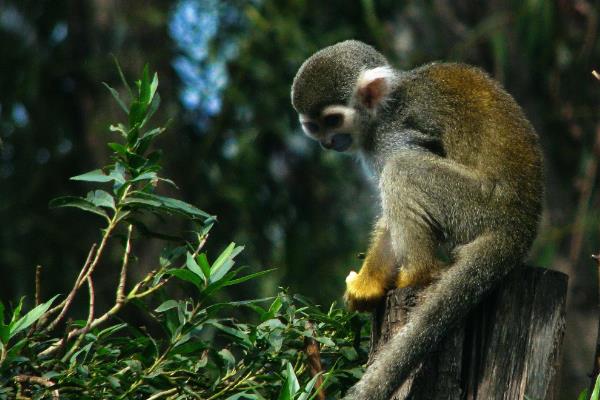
[369,267,568,400]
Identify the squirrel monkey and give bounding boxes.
[291,40,542,399]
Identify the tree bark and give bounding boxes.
[369,267,568,400]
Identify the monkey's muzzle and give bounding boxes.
[321,133,352,152]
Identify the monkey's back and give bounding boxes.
[403,63,543,240]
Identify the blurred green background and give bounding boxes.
[1,0,599,397]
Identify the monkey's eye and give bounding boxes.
[323,113,343,129]
[302,121,319,134]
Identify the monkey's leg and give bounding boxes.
[345,219,397,311]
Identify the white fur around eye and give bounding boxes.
[322,105,356,131]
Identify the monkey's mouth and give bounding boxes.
[321,133,353,152]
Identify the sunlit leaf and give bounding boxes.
[86,190,115,210]
[155,300,179,313]
[277,362,300,400]
[210,243,244,283]
[186,252,206,282]
[131,171,157,182]
[70,169,113,183]
[9,295,59,338]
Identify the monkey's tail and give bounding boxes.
[344,231,523,400]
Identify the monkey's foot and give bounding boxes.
[344,270,387,312]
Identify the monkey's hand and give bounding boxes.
[344,270,388,311]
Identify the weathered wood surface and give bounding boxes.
[369,267,568,400]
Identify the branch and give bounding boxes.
[43,243,97,330]
[304,321,325,400]
[116,224,133,304]
[14,375,59,400]
[35,265,42,306]
[147,388,177,400]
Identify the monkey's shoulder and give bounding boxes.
[406,62,507,102]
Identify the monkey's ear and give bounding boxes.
[356,66,395,110]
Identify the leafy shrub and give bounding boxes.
[0,64,368,399]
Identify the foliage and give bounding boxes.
[0,66,369,399]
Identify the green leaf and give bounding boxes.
[97,323,127,338]
[113,56,133,98]
[218,348,236,369]
[210,243,244,283]
[297,372,323,400]
[577,389,589,400]
[166,268,202,289]
[277,362,300,400]
[86,190,115,210]
[225,393,264,400]
[196,253,211,281]
[102,82,128,113]
[138,64,152,104]
[136,124,163,154]
[49,196,109,220]
[186,252,206,282]
[109,163,127,185]
[131,171,157,182]
[107,142,128,156]
[314,336,335,347]
[124,192,211,220]
[224,268,276,287]
[592,374,600,400]
[207,321,252,346]
[140,92,160,129]
[70,169,113,182]
[128,219,182,241]
[9,295,59,338]
[340,346,359,361]
[0,302,9,344]
[155,300,178,313]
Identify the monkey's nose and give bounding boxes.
[321,133,352,152]
[320,139,334,150]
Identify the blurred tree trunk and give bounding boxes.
[369,267,568,400]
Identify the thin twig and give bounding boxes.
[43,243,97,330]
[304,321,326,400]
[62,278,94,363]
[15,375,59,399]
[192,233,209,258]
[593,70,600,81]
[117,224,133,304]
[590,253,600,392]
[131,278,170,299]
[35,265,42,306]
[85,276,95,327]
[146,388,178,400]
[40,269,160,358]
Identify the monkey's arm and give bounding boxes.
[345,219,397,311]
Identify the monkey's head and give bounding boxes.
[291,40,396,152]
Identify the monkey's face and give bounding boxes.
[291,40,395,154]
[298,105,358,152]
